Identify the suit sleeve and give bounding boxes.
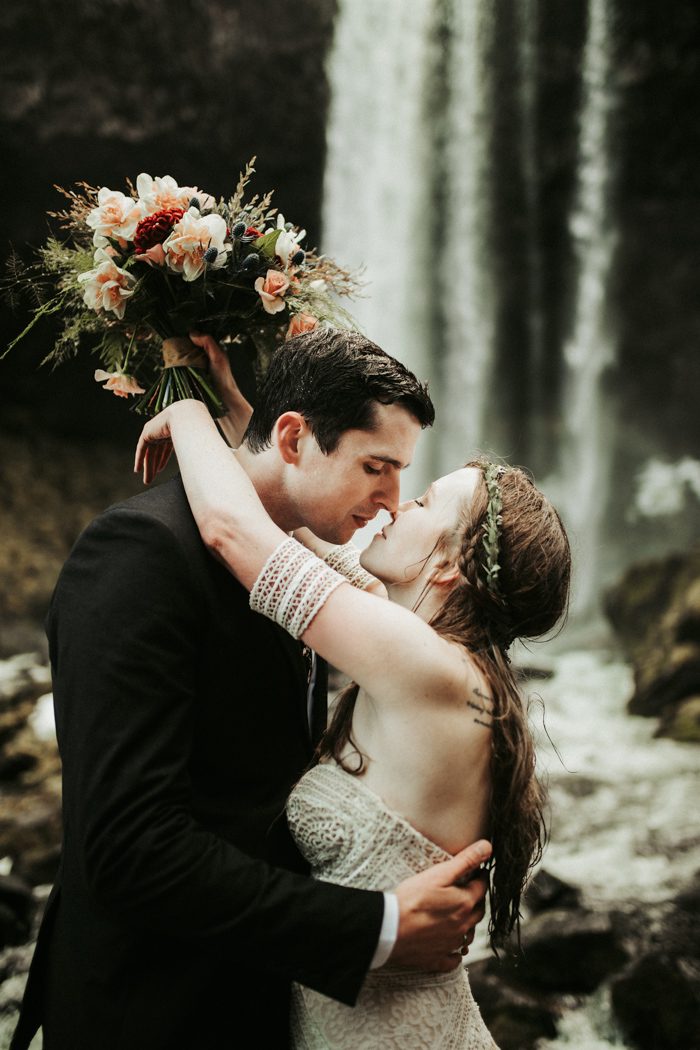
[49,506,383,1005]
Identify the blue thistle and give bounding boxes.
[292,249,305,266]
[232,221,246,238]
[203,246,219,263]
[242,253,259,271]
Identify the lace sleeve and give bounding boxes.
[249,537,346,639]
[323,542,377,590]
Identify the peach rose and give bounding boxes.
[254,269,291,314]
[134,243,166,267]
[94,369,145,398]
[77,248,136,319]
[287,312,318,338]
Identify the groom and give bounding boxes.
[12,328,490,1050]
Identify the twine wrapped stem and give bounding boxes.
[132,336,225,418]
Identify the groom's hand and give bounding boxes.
[388,839,491,972]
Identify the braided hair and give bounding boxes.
[319,461,571,952]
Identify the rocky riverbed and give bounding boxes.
[0,641,697,1050]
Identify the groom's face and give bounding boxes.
[292,402,422,544]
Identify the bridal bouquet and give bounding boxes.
[4,159,360,416]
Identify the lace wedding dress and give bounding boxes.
[286,762,498,1049]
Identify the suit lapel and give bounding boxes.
[310,658,328,747]
[267,620,313,743]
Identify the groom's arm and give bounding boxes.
[50,504,383,1005]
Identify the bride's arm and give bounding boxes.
[135,401,477,706]
[292,529,388,599]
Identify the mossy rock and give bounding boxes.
[657,696,700,742]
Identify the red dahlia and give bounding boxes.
[133,207,185,253]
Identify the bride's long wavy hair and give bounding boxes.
[317,461,571,953]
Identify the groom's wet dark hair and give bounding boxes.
[242,327,435,454]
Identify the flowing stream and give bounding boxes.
[4,641,697,1049]
[473,638,700,1048]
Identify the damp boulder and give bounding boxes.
[604,548,700,740]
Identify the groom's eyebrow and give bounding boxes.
[369,455,408,470]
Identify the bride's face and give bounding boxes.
[360,467,480,585]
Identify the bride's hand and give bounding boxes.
[189,331,253,448]
[134,407,175,485]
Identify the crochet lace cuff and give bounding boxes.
[249,537,346,639]
[323,542,376,590]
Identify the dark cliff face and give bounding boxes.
[1,0,699,626]
[0,0,337,439]
[0,0,338,630]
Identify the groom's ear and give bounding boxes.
[275,412,308,464]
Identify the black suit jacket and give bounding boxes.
[12,479,383,1050]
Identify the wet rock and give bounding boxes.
[515,665,555,681]
[675,870,700,915]
[0,753,38,782]
[0,971,28,1014]
[611,951,700,1050]
[606,871,700,1049]
[525,869,583,914]
[498,909,629,993]
[0,875,35,951]
[0,656,51,711]
[0,795,62,889]
[557,774,600,798]
[604,548,700,734]
[467,962,558,1050]
[657,695,700,742]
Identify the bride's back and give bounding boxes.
[337,671,493,856]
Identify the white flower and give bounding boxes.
[136,173,216,216]
[91,233,118,256]
[77,248,136,318]
[86,188,144,242]
[274,213,305,269]
[307,278,327,293]
[162,208,229,282]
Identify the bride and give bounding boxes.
[134,339,571,1049]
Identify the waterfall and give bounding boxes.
[323,0,619,610]
[436,0,496,472]
[321,0,497,495]
[321,0,438,492]
[516,0,548,468]
[552,0,618,616]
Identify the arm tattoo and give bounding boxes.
[467,687,494,728]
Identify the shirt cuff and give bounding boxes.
[369,892,399,970]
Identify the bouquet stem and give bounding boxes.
[132,336,224,417]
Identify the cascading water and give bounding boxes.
[549,0,618,617]
[321,0,497,498]
[323,0,619,616]
[516,0,548,469]
[436,0,496,472]
[321,0,438,492]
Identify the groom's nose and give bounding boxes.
[373,471,400,513]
